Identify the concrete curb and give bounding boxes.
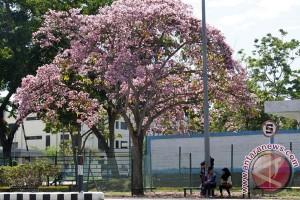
[0,192,104,200]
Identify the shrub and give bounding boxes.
[0,160,60,188]
[38,185,70,192]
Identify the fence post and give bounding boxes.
[189,152,192,188]
[78,154,84,192]
[131,156,133,197]
[179,146,181,174]
[55,153,58,186]
[47,176,50,186]
[231,144,234,173]
[86,150,92,191]
[149,146,153,191]
[9,156,12,167]
[55,152,58,165]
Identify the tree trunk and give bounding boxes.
[2,142,12,165]
[91,112,120,177]
[0,118,19,165]
[131,133,144,196]
[107,109,120,177]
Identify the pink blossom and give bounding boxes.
[17,0,253,134]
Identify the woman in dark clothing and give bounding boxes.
[219,168,232,197]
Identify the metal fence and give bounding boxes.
[2,130,300,192]
[0,151,131,192]
[143,131,300,189]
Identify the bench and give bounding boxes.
[61,180,77,191]
[50,178,77,191]
[184,186,216,197]
[144,187,156,191]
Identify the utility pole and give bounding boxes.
[201,0,211,172]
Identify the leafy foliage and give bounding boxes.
[0,0,113,159]
[0,160,60,188]
[240,29,300,100]
[238,29,300,129]
[15,0,251,134]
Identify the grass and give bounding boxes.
[101,186,300,199]
[1,184,299,199]
[104,191,131,197]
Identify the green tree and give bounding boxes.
[0,0,112,160]
[239,29,300,129]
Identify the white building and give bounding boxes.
[2,112,130,156]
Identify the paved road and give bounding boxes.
[106,199,196,200]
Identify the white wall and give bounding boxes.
[148,130,300,171]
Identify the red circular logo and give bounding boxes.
[251,151,292,192]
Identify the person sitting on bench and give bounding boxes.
[200,157,215,186]
[219,168,232,197]
[200,162,206,187]
[201,167,216,197]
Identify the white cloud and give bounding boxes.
[254,0,300,19]
[208,0,244,8]
[184,0,300,28]
[218,14,247,26]
[182,0,300,58]
[215,0,300,28]
[286,25,300,31]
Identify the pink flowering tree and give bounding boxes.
[15,64,101,127]
[15,0,252,195]
[14,63,105,185]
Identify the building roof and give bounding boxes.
[265,100,300,122]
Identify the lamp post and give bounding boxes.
[201,0,211,173]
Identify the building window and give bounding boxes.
[60,134,69,141]
[46,135,50,147]
[115,140,119,149]
[98,138,103,149]
[26,116,38,120]
[120,122,128,130]
[121,141,128,149]
[12,142,18,149]
[115,121,119,129]
[8,123,14,130]
[25,136,42,140]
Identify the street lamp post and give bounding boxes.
[201,0,211,173]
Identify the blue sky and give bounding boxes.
[182,0,300,57]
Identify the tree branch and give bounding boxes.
[160,42,187,69]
